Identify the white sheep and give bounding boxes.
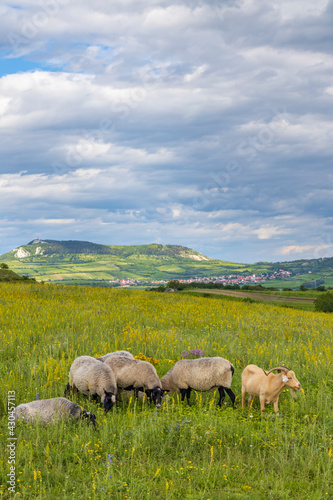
[161,357,236,407]
[65,355,117,412]
[95,350,134,362]
[15,397,96,427]
[104,356,164,409]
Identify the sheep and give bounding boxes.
[65,355,117,412]
[15,397,96,427]
[104,355,164,409]
[95,350,134,362]
[241,364,301,414]
[160,357,236,407]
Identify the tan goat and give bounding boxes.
[241,364,301,414]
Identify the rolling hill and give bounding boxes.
[0,239,250,285]
[0,239,332,288]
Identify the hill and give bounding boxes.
[1,239,333,288]
[0,267,32,282]
[3,239,212,260]
[0,239,249,285]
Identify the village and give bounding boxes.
[109,269,293,288]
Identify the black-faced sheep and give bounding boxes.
[65,355,117,412]
[104,356,164,409]
[161,357,236,407]
[15,397,96,427]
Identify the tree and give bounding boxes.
[167,280,184,290]
[314,292,333,313]
[0,263,9,269]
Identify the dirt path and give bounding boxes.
[192,289,315,303]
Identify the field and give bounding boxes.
[183,289,318,312]
[2,252,251,285]
[0,283,332,499]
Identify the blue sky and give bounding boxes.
[0,0,332,262]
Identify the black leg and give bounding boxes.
[225,387,236,408]
[218,387,226,407]
[186,387,192,405]
[180,388,187,402]
[64,383,71,397]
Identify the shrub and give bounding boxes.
[314,292,333,313]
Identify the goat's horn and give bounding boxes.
[266,366,290,375]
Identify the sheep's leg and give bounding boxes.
[248,394,254,407]
[217,386,225,407]
[186,387,191,404]
[64,383,71,397]
[259,395,266,414]
[180,388,191,404]
[224,387,236,408]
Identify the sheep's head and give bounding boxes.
[102,390,116,412]
[146,387,165,409]
[82,410,97,428]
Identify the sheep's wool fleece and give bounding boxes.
[161,357,234,392]
[70,358,117,397]
[104,356,161,389]
[15,397,81,423]
[96,351,134,362]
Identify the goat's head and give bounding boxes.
[266,366,301,397]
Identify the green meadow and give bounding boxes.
[0,282,332,499]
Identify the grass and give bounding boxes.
[182,289,317,312]
[0,283,332,499]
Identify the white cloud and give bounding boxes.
[0,0,332,262]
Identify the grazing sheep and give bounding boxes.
[241,364,301,414]
[65,355,117,412]
[95,350,134,362]
[161,357,236,407]
[15,397,96,427]
[104,356,164,409]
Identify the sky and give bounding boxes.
[0,0,332,263]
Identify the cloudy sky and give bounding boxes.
[0,0,332,263]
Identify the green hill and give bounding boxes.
[0,239,248,285]
[0,267,32,282]
[1,239,332,288]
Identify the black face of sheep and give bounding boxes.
[146,387,165,409]
[103,391,115,412]
[82,411,97,428]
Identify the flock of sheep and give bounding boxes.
[15,350,302,427]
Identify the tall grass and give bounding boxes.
[0,283,332,499]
